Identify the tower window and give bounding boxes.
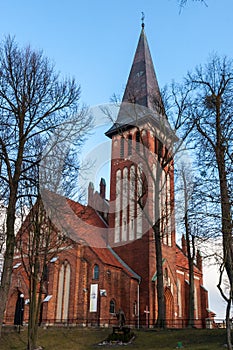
[109,299,116,314]
[164,267,168,280]
[120,137,124,158]
[136,131,140,152]
[93,264,99,280]
[142,129,149,148]
[158,140,163,160]
[128,135,132,156]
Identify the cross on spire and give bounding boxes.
[141,12,145,28]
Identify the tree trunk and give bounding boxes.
[182,169,195,327]
[153,162,165,328]
[187,254,195,327]
[154,219,165,328]
[225,298,232,350]
[0,198,16,336]
[218,160,233,350]
[184,214,195,327]
[215,98,233,350]
[27,224,42,350]
[28,295,41,350]
[0,134,25,336]
[28,278,38,350]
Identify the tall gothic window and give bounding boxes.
[158,140,163,160]
[164,267,168,281]
[109,299,115,314]
[177,279,182,317]
[93,264,99,280]
[120,137,124,158]
[56,260,71,321]
[133,301,137,316]
[136,164,143,238]
[152,163,157,224]
[129,165,135,241]
[136,131,140,152]
[122,167,128,241]
[194,285,198,319]
[128,135,132,156]
[142,129,148,148]
[161,170,167,245]
[167,173,172,246]
[115,169,121,243]
[136,131,141,152]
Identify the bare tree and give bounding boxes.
[0,35,91,335]
[174,54,233,349]
[135,122,175,328]
[178,0,207,8]
[176,163,197,326]
[0,204,6,255]
[17,192,71,350]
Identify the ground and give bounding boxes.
[0,327,228,350]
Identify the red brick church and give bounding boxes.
[5,23,212,328]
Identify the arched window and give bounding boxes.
[167,173,172,246]
[120,137,124,158]
[129,165,135,241]
[133,301,137,316]
[161,170,167,244]
[56,260,71,322]
[158,140,163,160]
[142,129,149,148]
[152,163,157,224]
[115,169,121,243]
[93,264,99,280]
[109,299,115,314]
[128,135,132,156]
[122,167,128,241]
[136,131,140,152]
[164,267,168,280]
[177,279,182,317]
[194,285,198,319]
[136,164,143,238]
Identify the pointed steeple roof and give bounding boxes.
[106,24,165,138]
[122,25,164,113]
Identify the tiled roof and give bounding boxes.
[41,190,139,280]
[42,190,108,248]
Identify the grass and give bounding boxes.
[0,326,228,350]
[132,328,227,349]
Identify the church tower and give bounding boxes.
[106,22,178,325]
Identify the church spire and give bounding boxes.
[106,22,165,138]
[121,23,164,113]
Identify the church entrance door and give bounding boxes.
[164,287,174,327]
[14,291,25,326]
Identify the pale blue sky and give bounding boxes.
[1,0,232,319]
[1,0,233,107]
